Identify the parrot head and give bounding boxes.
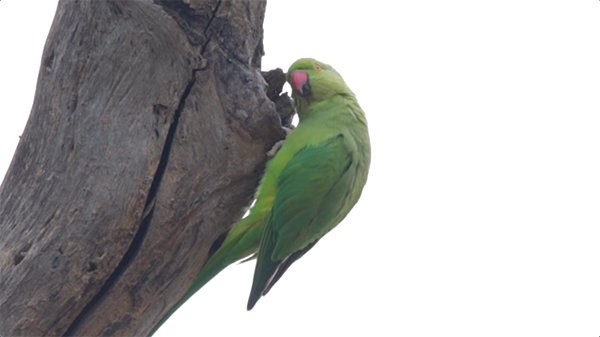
[287,58,354,114]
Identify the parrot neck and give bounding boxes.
[295,93,362,123]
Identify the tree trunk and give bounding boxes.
[0,1,291,336]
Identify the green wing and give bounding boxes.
[247,134,353,309]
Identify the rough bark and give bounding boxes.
[0,1,292,336]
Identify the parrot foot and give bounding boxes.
[267,127,293,157]
[267,140,285,157]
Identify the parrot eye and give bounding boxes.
[314,64,322,72]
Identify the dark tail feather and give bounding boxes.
[247,221,278,310]
[246,258,279,310]
[262,240,318,296]
[246,240,318,310]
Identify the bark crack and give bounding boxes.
[201,0,222,54]
[63,69,199,336]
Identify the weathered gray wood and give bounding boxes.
[0,1,290,336]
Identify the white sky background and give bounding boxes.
[1,1,600,336]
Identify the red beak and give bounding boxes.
[290,70,311,97]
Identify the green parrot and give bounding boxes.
[150,58,369,334]
[246,58,370,309]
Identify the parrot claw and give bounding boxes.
[267,140,286,157]
[267,127,294,157]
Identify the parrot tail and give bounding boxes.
[149,213,265,336]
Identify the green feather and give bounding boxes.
[247,135,354,309]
